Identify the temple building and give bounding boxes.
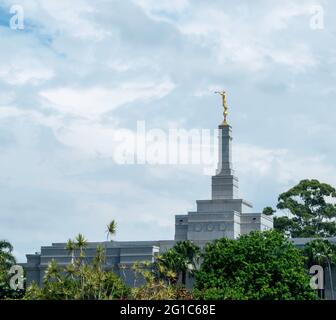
[175,123,273,243]
[24,94,273,287]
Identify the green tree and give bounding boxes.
[0,240,16,269]
[105,220,117,267]
[75,233,88,259]
[65,239,76,265]
[194,230,317,300]
[274,179,336,237]
[106,220,117,241]
[131,261,194,300]
[262,206,276,216]
[155,250,179,285]
[173,241,201,285]
[155,241,200,286]
[0,240,24,299]
[24,222,130,300]
[303,239,336,267]
[25,241,129,300]
[303,239,336,299]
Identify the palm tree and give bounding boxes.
[65,239,76,265]
[106,220,117,241]
[74,234,88,298]
[155,251,179,285]
[156,241,200,286]
[93,245,106,270]
[75,234,87,255]
[173,241,200,285]
[75,233,88,266]
[105,220,117,268]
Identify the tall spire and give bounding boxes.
[211,92,239,200]
[216,124,234,176]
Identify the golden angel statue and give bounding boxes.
[214,90,229,125]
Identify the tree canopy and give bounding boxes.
[194,230,317,300]
[303,239,336,268]
[0,240,24,299]
[262,206,276,216]
[155,241,200,285]
[274,179,336,237]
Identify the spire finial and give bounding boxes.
[214,90,228,125]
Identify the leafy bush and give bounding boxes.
[195,231,317,300]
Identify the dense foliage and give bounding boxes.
[4,209,333,300]
[194,231,317,300]
[131,261,193,300]
[24,237,129,300]
[0,240,24,299]
[274,179,336,237]
[303,239,336,267]
[154,241,200,285]
[262,206,276,216]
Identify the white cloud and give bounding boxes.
[174,5,318,72]
[39,80,175,118]
[134,0,190,21]
[38,0,111,40]
[2,0,110,40]
[0,91,15,105]
[0,60,54,85]
[0,106,27,119]
[270,44,317,71]
[235,143,336,189]
[264,2,316,31]
[52,121,117,156]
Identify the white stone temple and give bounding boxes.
[175,123,273,243]
[24,101,273,287]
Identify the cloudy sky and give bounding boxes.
[0,0,335,261]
